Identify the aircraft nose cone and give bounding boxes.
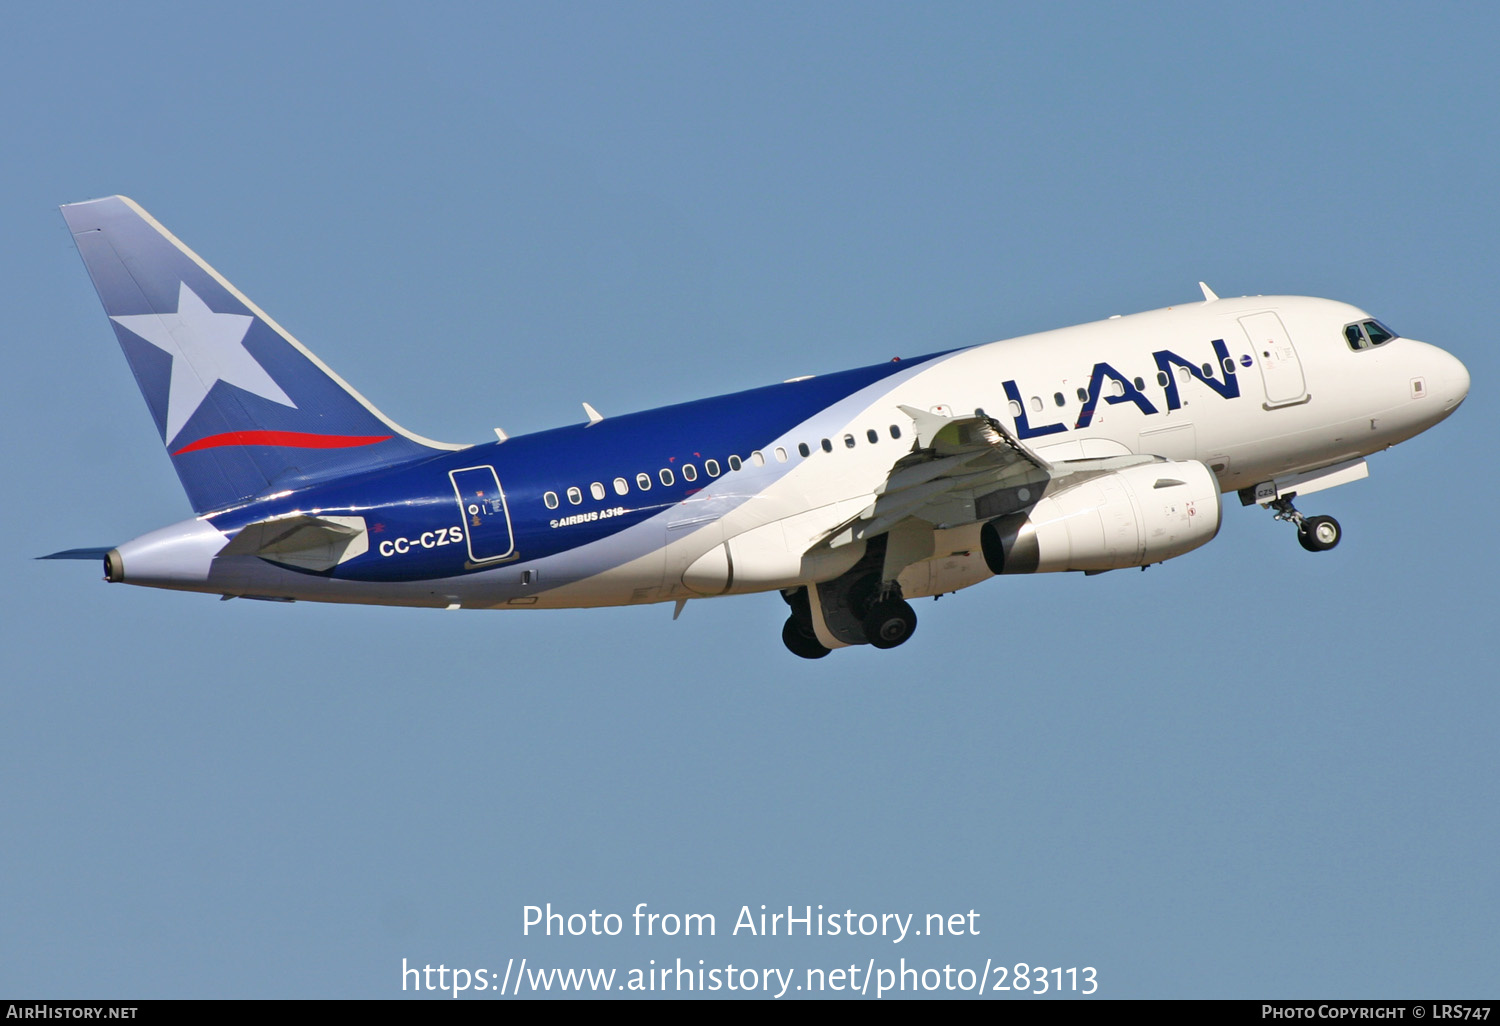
[1442,350,1470,411]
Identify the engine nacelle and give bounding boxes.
[981,459,1221,574]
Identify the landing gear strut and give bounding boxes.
[1269,493,1341,552]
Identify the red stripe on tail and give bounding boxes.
[173,430,393,455]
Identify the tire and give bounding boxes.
[1298,515,1341,552]
[861,598,917,649]
[782,615,830,659]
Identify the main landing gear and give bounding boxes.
[861,596,919,650]
[1268,493,1342,553]
[782,614,830,660]
[780,580,919,658]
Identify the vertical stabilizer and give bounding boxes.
[61,196,464,513]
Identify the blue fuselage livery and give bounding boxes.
[229,356,940,585]
[47,197,1470,657]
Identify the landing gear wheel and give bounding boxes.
[862,598,917,650]
[1297,515,1341,552]
[1269,493,1341,554]
[782,616,830,659]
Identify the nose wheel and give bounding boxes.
[1297,515,1341,552]
[1269,494,1341,552]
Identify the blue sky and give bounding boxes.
[2,1,1496,999]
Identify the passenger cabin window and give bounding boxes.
[613,477,628,496]
[797,443,810,458]
[636,472,652,491]
[659,468,675,486]
[544,491,559,509]
[751,450,765,467]
[1075,387,1088,402]
[706,459,721,476]
[728,455,742,471]
[843,433,856,449]
[1053,392,1065,407]
[867,428,879,443]
[590,482,605,500]
[775,447,788,462]
[821,438,833,453]
[889,425,902,440]
[682,463,697,482]
[567,486,582,505]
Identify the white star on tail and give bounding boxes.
[112,282,296,444]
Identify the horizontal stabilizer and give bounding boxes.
[38,547,113,560]
[217,513,368,572]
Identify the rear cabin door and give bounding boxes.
[450,466,516,563]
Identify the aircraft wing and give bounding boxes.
[823,406,1154,549]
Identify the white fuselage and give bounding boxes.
[529,294,1467,609]
[107,294,1469,612]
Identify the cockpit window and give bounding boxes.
[1364,320,1396,346]
[1345,319,1400,352]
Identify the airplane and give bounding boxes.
[43,196,1470,658]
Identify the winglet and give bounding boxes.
[582,402,604,425]
[1199,281,1219,302]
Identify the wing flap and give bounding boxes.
[826,408,1053,547]
[817,407,1162,558]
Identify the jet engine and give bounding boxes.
[980,459,1221,574]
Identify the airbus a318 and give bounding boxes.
[45,197,1469,657]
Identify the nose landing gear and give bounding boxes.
[1269,493,1342,552]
